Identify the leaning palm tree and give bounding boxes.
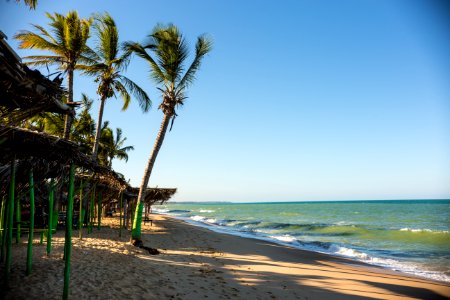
[15,11,93,139]
[125,24,212,241]
[78,13,151,160]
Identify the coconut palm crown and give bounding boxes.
[124,24,212,240]
[78,13,151,160]
[14,11,93,139]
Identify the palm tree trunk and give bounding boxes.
[91,95,107,160]
[132,113,171,240]
[63,68,74,140]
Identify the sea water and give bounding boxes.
[153,200,450,282]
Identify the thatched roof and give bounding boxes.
[125,187,177,205]
[0,125,98,170]
[77,171,128,193]
[0,31,73,127]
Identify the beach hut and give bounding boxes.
[0,31,178,297]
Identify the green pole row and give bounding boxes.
[63,163,75,300]
[26,168,35,275]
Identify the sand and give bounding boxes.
[1,214,449,300]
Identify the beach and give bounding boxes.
[2,214,449,300]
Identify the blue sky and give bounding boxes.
[1,0,449,201]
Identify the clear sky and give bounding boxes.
[1,0,449,202]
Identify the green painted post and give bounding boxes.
[4,158,16,286]
[119,192,123,238]
[97,191,102,230]
[47,178,55,256]
[63,164,75,300]
[78,180,83,240]
[26,168,35,275]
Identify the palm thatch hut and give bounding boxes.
[0,30,177,296]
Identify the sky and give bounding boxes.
[1,0,449,202]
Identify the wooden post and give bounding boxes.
[78,180,83,240]
[47,178,55,256]
[89,185,95,234]
[0,197,5,245]
[123,199,128,230]
[63,164,75,300]
[15,186,21,244]
[4,158,16,286]
[97,191,102,230]
[0,196,6,261]
[26,168,35,275]
[119,192,123,237]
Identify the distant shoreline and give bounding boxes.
[168,198,450,204]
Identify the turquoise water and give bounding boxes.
[154,200,450,282]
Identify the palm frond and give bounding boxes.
[118,75,151,112]
[21,55,66,67]
[76,62,108,76]
[112,81,131,111]
[16,0,38,10]
[15,31,60,53]
[179,35,212,89]
[123,41,166,84]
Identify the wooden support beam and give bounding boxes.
[47,178,54,256]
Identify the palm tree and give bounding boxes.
[106,127,134,167]
[97,125,134,167]
[71,94,96,154]
[78,13,150,161]
[15,11,93,139]
[125,24,212,240]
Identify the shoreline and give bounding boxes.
[2,214,450,299]
[163,212,450,283]
[163,211,450,284]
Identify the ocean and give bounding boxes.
[153,200,450,282]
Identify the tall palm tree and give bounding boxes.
[78,13,151,161]
[15,11,93,139]
[125,24,212,240]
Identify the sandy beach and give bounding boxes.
[2,214,449,300]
